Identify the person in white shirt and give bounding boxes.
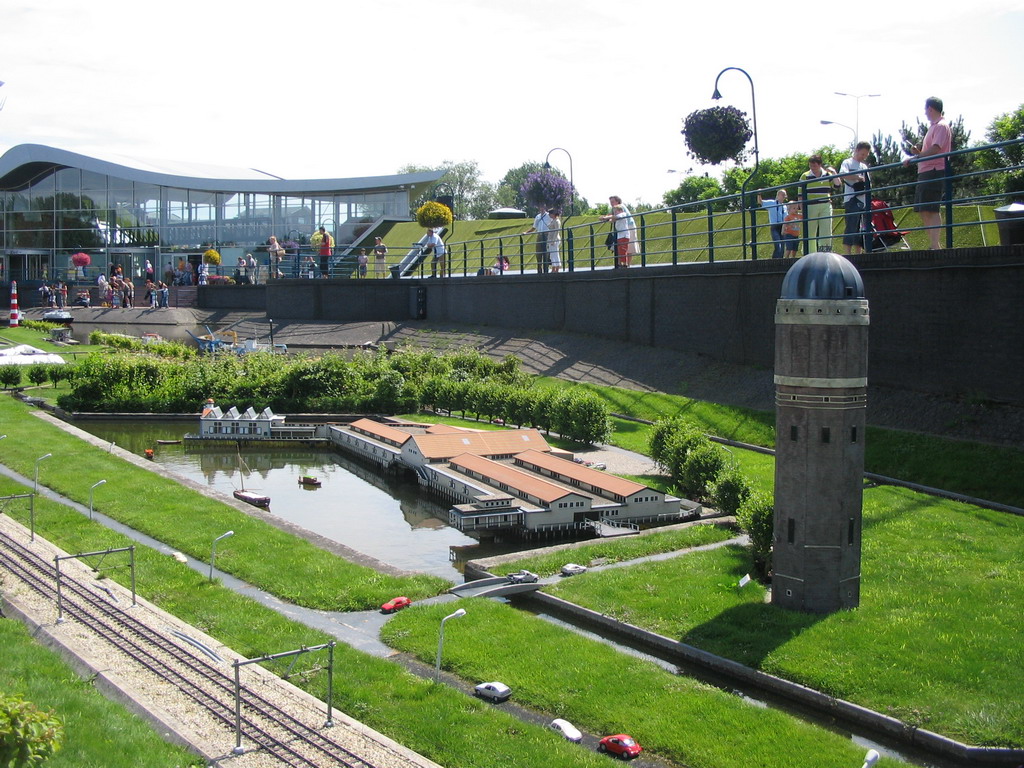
[840,142,872,255]
[423,228,447,278]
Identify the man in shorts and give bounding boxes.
[904,96,952,250]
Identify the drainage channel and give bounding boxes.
[517,600,958,768]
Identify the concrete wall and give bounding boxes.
[190,246,1024,406]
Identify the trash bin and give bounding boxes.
[993,202,1024,246]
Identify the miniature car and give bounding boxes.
[506,570,539,584]
[560,563,588,577]
[598,734,642,759]
[473,681,512,703]
[549,718,583,742]
[380,596,412,613]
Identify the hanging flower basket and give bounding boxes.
[70,252,91,267]
[416,200,453,229]
[519,172,574,212]
[202,249,221,265]
[682,105,753,165]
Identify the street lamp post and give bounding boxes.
[820,120,857,150]
[544,147,575,219]
[34,453,52,494]
[209,530,235,581]
[712,67,759,260]
[268,319,274,348]
[435,607,466,681]
[88,479,106,521]
[834,92,880,144]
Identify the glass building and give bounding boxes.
[0,144,442,282]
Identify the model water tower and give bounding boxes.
[772,252,869,613]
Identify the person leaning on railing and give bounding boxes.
[903,96,952,250]
[799,154,841,251]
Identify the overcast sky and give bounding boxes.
[2,0,1022,207]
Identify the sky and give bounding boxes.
[2,0,1023,208]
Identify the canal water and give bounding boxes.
[76,420,525,582]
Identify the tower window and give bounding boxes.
[848,517,855,545]
[787,518,795,544]
[850,426,858,443]
[790,425,798,441]
[821,427,831,443]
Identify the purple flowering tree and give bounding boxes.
[520,172,575,213]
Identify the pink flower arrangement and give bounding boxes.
[71,252,91,267]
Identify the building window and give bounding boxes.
[790,425,798,441]
[787,518,796,544]
[821,427,831,444]
[848,517,855,545]
[850,426,858,443]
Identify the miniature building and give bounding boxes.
[772,252,869,613]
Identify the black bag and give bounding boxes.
[851,181,867,192]
[604,230,617,250]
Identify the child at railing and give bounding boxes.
[782,201,803,258]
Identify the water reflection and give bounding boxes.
[76,420,526,582]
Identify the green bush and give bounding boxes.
[679,441,727,499]
[737,492,774,578]
[711,467,752,515]
[0,691,64,767]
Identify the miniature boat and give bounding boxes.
[233,451,270,507]
[233,489,271,508]
[298,475,321,487]
[156,439,182,445]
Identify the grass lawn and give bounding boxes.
[0,395,448,611]
[0,475,610,768]
[382,600,902,768]
[540,485,1024,747]
[0,620,203,768]
[539,379,1024,509]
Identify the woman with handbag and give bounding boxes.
[600,196,638,268]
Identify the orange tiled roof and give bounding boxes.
[349,418,412,445]
[411,429,550,461]
[514,449,647,497]
[449,453,574,504]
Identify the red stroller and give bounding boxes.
[868,199,911,251]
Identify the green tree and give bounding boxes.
[496,161,549,212]
[397,160,486,220]
[977,103,1024,199]
[0,364,22,389]
[27,365,49,387]
[662,175,726,211]
[679,442,726,500]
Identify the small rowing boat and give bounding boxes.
[298,475,321,487]
[156,439,182,445]
[233,489,271,508]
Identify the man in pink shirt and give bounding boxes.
[904,96,952,249]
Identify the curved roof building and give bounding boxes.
[0,144,442,282]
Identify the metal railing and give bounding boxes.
[3,139,1022,288]
[427,137,1023,276]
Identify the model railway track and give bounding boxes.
[0,531,389,768]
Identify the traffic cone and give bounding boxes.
[8,280,19,327]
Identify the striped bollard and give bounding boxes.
[8,280,19,327]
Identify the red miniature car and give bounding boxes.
[598,734,642,759]
[381,596,412,613]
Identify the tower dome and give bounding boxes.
[780,252,865,300]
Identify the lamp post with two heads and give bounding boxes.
[834,92,880,144]
[712,67,759,260]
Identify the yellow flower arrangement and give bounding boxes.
[202,249,221,265]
